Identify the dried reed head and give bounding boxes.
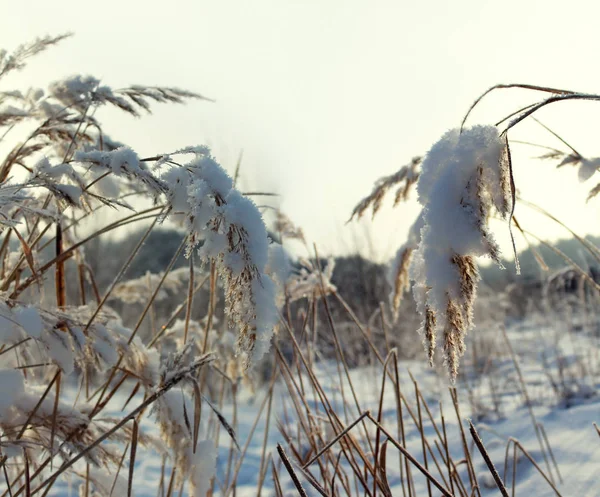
[274,210,306,244]
[451,254,478,329]
[349,156,421,221]
[424,304,436,366]
[388,211,424,318]
[0,34,71,80]
[443,295,466,381]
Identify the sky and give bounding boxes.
[4,0,600,263]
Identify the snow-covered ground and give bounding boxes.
[44,316,600,496]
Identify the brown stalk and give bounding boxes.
[127,420,138,497]
[501,327,556,483]
[414,381,432,497]
[440,404,456,497]
[276,318,380,495]
[54,222,66,310]
[275,347,340,488]
[222,380,239,492]
[365,413,453,497]
[302,411,370,469]
[7,205,166,298]
[275,347,340,483]
[156,455,166,497]
[147,274,210,347]
[223,378,278,497]
[89,235,186,414]
[450,388,480,497]
[26,354,213,497]
[108,443,130,497]
[313,245,376,458]
[2,462,13,497]
[335,291,459,493]
[48,371,61,468]
[202,261,216,354]
[271,459,285,497]
[295,465,332,497]
[256,357,278,497]
[461,83,579,131]
[503,439,563,497]
[165,466,177,497]
[14,369,61,441]
[468,421,508,497]
[392,352,412,497]
[377,440,394,497]
[405,376,452,492]
[191,381,202,454]
[23,451,30,497]
[277,444,309,497]
[373,350,395,497]
[182,256,194,344]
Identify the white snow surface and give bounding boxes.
[4,318,599,497]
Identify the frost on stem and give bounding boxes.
[411,125,512,380]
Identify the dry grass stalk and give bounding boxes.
[468,421,509,497]
[277,444,309,497]
[501,327,559,485]
[503,438,564,497]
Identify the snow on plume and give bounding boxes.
[410,125,511,380]
[162,149,280,369]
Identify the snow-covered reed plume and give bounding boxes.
[354,125,513,380]
[162,148,280,368]
[410,126,512,379]
[61,108,279,371]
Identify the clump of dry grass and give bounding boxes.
[0,34,280,497]
[270,283,572,497]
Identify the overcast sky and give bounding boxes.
[4,0,600,263]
